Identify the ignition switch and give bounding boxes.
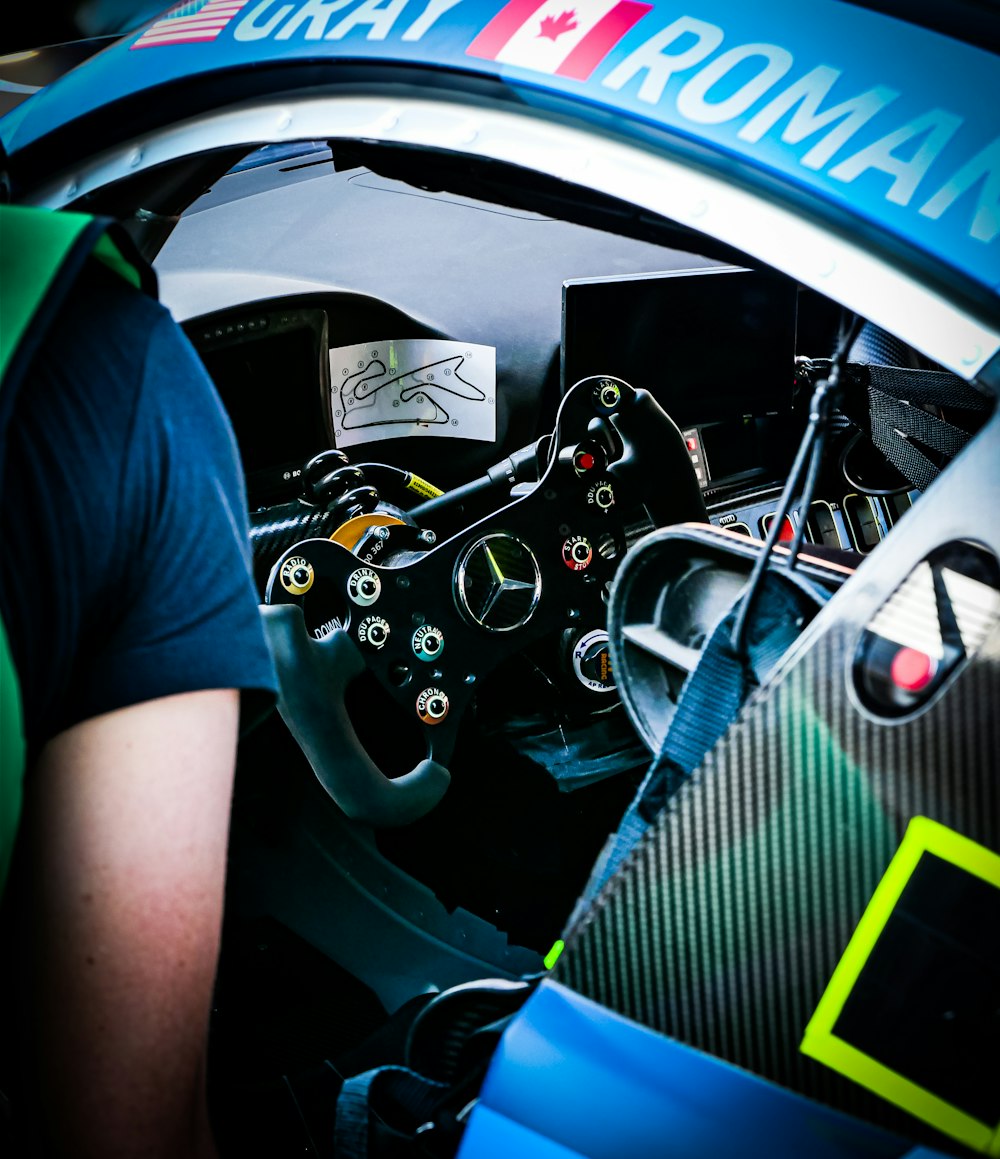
[562,535,593,571]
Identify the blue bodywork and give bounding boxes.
[2,0,999,297]
[458,980,960,1159]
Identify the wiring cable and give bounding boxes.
[729,313,864,660]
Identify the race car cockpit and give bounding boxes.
[2,4,998,1152]
[129,139,996,1159]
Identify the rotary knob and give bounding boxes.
[416,687,450,724]
[358,616,390,650]
[568,629,616,694]
[592,378,622,411]
[586,480,615,512]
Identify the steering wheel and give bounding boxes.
[262,375,705,827]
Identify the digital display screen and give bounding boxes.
[561,266,797,425]
[198,324,324,481]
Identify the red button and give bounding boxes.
[686,437,698,452]
[576,452,595,471]
[890,647,936,692]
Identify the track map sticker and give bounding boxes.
[329,339,497,449]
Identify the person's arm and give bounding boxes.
[18,687,240,1159]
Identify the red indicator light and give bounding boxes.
[890,647,936,693]
[576,452,595,471]
[685,437,698,452]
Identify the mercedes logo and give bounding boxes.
[455,533,542,632]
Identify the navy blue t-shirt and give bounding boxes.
[0,259,277,760]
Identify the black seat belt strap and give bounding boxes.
[869,390,974,493]
[854,365,990,494]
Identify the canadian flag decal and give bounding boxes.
[467,0,653,81]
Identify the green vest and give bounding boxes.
[0,205,154,891]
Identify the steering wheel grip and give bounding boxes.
[260,603,451,827]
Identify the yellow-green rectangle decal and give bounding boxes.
[801,816,1000,1155]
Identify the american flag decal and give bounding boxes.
[131,0,250,48]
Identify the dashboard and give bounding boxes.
[180,262,920,764]
[184,276,905,569]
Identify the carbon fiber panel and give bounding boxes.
[554,618,999,1147]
